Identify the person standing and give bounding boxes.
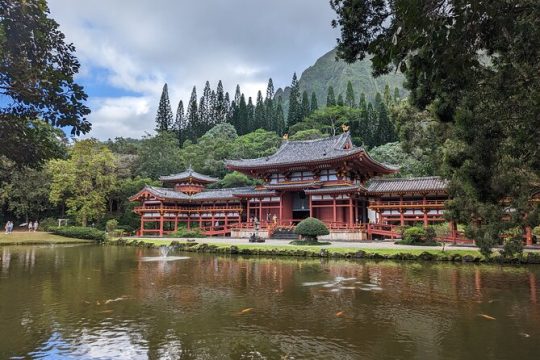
[4,222,8,234]
[28,222,33,232]
[8,221,13,234]
[33,220,39,232]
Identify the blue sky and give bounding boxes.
[47,0,339,140]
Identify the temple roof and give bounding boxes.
[131,185,250,202]
[367,176,448,194]
[159,166,219,184]
[226,132,397,173]
[265,181,323,190]
[305,185,365,195]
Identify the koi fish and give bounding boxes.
[99,310,113,314]
[478,314,496,320]
[239,308,254,314]
[105,297,125,304]
[336,311,344,317]
[519,332,530,338]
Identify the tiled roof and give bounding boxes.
[265,181,323,190]
[159,166,219,183]
[226,132,365,168]
[367,176,448,194]
[304,185,365,194]
[136,186,250,201]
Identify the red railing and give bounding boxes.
[369,200,445,208]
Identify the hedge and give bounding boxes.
[49,226,107,242]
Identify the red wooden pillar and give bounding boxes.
[211,202,215,231]
[174,213,178,232]
[309,195,313,217]
[259,197,263,223]
[525,226,533,246]
[187,211,191,230]
[348,196,353,228]
[247,199,251,222]
[279,194,283,224]
[423,196,428,227]
[159,214,164,237]
[140,217,144,236]
[399,195,404,226]
[332,196,337,223]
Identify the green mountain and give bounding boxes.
[275,48,406,111]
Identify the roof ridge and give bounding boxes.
[372,176,443,182]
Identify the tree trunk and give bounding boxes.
[82,215,87,227]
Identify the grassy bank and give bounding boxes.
[0,231,93,245]
[109,238,540,264]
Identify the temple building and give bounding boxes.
[130,132,464,241]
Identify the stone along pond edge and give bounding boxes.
[109,238,540,265]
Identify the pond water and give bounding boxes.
[0,245,539,359]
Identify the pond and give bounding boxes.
[0,245,539,359]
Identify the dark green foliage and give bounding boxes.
[49,226,107,242]
[289,129,327,141]
[170,228,205,238]
[186,86,200,139]
[0,0,91,163]
[173,100,186,144]
[501,235,524,259]
[294,217,330,241]
[135,132,182,179]
[345,80,355,107]
[326,86,336,107]
[274,97,286,136]
[330,0,540,253]
[287,73,301,128]
[310,92,318,112]
[398,226,438,246]
[301,90,310,120]
[254,90,265,130]
[369,142,433,177]
[337,94,344,106]
[155,83,174,132]
[217,171,256,188]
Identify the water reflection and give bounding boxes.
[0,245,538,359]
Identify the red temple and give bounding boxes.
[130,132,470,241]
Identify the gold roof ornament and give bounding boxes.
[282,133,289,140]
[341,124,350,132]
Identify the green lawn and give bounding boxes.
[0,231,93,245]
[114,238,484,258]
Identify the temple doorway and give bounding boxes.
[292,191,309,223]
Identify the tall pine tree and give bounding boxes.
[310,92,318,112]
[173,100,186,145]
[238,94,248,135]
[246,96,255,133]
[345,80,356,107]
[326,86,336,107]
[337,94,344,106]
[301,90,310,120]
[186,86,200,140]
[264,78,275,131]
[275,96,286,136]
[155,83,174,132]
[214,80,227,124]
[287,73,301,128]
[254,90,265,130]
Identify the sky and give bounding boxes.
[47,0,340,140]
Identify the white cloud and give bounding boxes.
[47,0,340,139]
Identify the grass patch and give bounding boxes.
[0,231,93,245]
[111,237,483,258]
[289,240,331,246]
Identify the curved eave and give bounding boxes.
[232,191,278,198]
[159,175,218,184]
[129,186,164,202]
[305,185,366,195]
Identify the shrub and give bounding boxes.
[39,217,58,231]
[396,226,439,246]
[500,236,524,258]
[294,217,329,242]
[170,228,205,238]
[49,226,107,242]
[105,219,118,233]
[403,226,426,243]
